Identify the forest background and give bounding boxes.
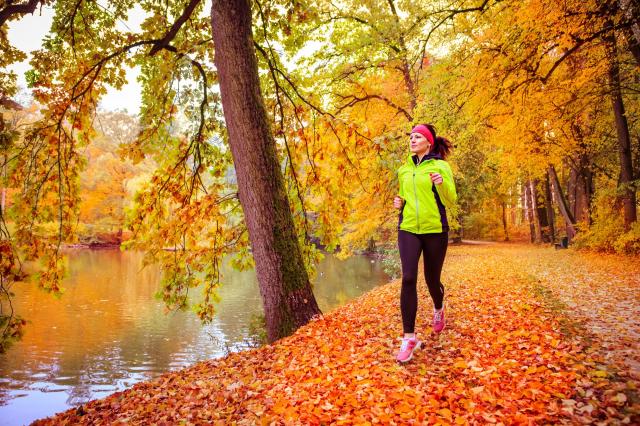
[1,0,639,350]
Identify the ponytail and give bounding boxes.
[424,124,452,160]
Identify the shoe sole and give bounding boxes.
[397,340,421,363]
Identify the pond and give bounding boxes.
[0,250,389,426]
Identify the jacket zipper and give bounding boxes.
[412,163,420,233]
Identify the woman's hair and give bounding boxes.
[423,124,452,160]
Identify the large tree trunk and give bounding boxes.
[568,162,591,225]
[211,0,321,343]
[605,24,637,230]
[548,165,577,241]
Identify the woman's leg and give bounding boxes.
[398,230,423,334]
[421,232,448,310]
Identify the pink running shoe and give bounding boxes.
[396,337,421,363]
[433,306,446,333]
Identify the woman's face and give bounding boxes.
[410,132,431,156]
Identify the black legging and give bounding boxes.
[398,230,448,334]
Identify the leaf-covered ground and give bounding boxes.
[34,244,639,425]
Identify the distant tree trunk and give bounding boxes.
[529,180,543,242]
[618,0,640,65]
[549,165,577,241]
[605,24,637,230]
[583,167,594,226]
[502,201,509,242]
[1,154,6,215]
[519,183,526,225]
[211,0,321,343]
[544,170,556,242]
[534,178,550,242]
[366,237,376,253]
[452,220,463,243]
[525,182,535,243]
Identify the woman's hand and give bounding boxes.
[393,196,404,209]
[430,172,443,185]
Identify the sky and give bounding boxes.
[7,4,147,114]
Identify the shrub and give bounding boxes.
[613,221,640,255]
[380,248,401,280]
[462,211,505,241]
[572,188,640,255]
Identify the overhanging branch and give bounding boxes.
[0,0,44,27]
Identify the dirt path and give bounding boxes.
[510,246,640,378]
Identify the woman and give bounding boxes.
[393,124,456,363]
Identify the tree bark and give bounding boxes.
[529,180,543,243]
[211,0,321,343]
[605,29,637,230]
[618,0,640,65]
[525,182,535,243]
[548,165,577,241]
[501,201,509,242]
[568,163,591,225]
[519,183,526,225]
[544,170,556,242]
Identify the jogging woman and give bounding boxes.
[393,124,456,363]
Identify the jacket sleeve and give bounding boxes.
[435,161,457,208]
[397,169,405,200]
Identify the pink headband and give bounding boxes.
[411,125,434,147]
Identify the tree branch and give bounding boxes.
[149,0,202,56]
[0,0,44,27]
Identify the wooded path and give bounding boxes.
[35,244,640,425]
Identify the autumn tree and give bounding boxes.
[427,0,639,242]
[0,0,325,347]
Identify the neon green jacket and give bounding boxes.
[397,153,457,234]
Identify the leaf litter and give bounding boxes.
[34,244,640,425]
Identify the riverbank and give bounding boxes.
[34,244,640,424]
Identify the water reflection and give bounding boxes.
[0,250,388,426]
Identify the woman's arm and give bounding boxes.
[434,161,457,208]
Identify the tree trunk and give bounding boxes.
[502,201,509,242]
[529,180,543,243]
[519,183,526,225]
[568,164,591,225]
[211,0,321,343]
[568,166,577,219]
[534,178,551,242]
[619,0,640,65]
[579,164,593,226]
[366,237,376,253]
[525,182,535,243]
[544,170,556,242]
[548,165,577,241]
[606,29,637,230]
[1,154,6,215]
